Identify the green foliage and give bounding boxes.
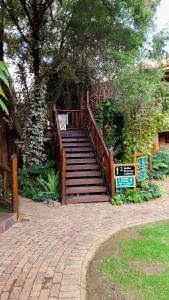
[0,61,9,115]
[149,150,169,179]
[100,221,169,300]
[95,99,124,161]
[103,65,169,161]
[112,181,162,205]
[37,173,59,194]
[112,194,123,205]
[18,162,59,201]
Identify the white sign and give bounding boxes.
[58,114,68,130]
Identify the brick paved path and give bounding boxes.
[0,179,169,300]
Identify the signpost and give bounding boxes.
[137,156,148,182]
[115,165,135,177]
[116,176,135,188]
[114,164,136,189]
[58,114,68,130]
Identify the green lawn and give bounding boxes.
[101,221,169,300]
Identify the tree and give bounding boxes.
[2,0,162,165]
[109,65,169,161]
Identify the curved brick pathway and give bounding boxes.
[0,180,169,300]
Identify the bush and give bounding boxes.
[149,150,169,179]
[18,161,59,201]
[112,181,163,205]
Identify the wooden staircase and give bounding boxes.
[53,100,114,204]
[61,129,109,204]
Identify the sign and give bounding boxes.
[138,168,147,182]
[115,176,135,188]
[58,114,68,130]
[115,165,135,177]
[137,156,148,169]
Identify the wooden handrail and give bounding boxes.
[87,105,109,157]
[53,108,66,204]
[84,104,114,198]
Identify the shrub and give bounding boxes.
[149,150,169,179]
[112,181,163,205]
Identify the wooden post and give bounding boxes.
[11,154,19,218]
[148,154,153,171]
[109,148,115,199]
[3,169,7,200]
[61,150,66,205]
[87,90,89,106]
[133,148,137,191]
[80,92,84,127]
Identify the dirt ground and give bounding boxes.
[86,226,152,300]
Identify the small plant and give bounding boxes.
[112,181,163,205]
[112,194,123,205]
[38,172,59,194]
[125,189,142,203]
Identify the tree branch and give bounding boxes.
[20,0,34,27]
[2,0,31,46]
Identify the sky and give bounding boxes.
[156,0,169,31]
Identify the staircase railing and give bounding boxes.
[83,104,114,198]
[0,154,19,217]
[53,108,66,204]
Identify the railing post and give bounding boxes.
[80,92,84,127]
[109,148,115,199]
[3,169,7,200]
[11,154,19,218]
[61,150,66,205]
[87,90,89,106]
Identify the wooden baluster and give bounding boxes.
[3,169,7,200]
[80,94,84,127]
[11,154,19,218]
[72,112,75,128]
[76,112,78,128]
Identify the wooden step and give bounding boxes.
[67,158,97,164]
[66,171,101,178]
[64,147,93,153]
[63,143,90,147]
[61,132,87,138]
[66,178,104,186]
[66,164,99,171]
[66,153,95,158]
[66,194,110,204]
[66,186,106,194]
[62,138,88,142]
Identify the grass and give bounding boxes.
[101,221,169,300]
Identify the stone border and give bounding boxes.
[80,219,167,300]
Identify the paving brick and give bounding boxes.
[0,181,169,299]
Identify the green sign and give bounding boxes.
[138,168,147,182]
[116,176,135,188]
[115,165,136,177]
[137,156,148,169]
